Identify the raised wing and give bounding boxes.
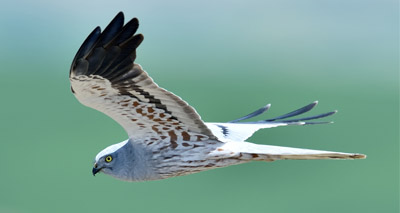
[206,101,337,142]
[70,12,217,144]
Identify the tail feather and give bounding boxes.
[210,142,366,161]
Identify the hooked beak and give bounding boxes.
[92,163,101,176]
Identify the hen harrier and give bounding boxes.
[70,12,365,181]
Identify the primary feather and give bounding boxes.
[207,101,336,142]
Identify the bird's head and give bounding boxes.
[92,140,129,177]
[92,154,117,176]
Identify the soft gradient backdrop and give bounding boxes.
[0,0,398,212]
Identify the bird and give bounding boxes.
[69,12,366,182]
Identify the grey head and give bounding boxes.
[92,139,161,181]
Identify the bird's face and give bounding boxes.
[92,140,130,178]
[92,154,116,176]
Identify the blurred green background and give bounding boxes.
[0,0,398,212]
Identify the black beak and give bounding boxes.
[92,163,101,176]
[92,167,101,176]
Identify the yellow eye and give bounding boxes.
[105,155,113,162]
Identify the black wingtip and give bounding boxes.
[264,101,318,122]
[70,26,102,73]
[76,26,102,58]
[233,101,337,126]
[112,17,140,45]
[302,121,333,125]
[228,103,271,123]
[113,12,125,23]
[96,12,125,47]
[71,12,144,79]
[278,110,337,123]
[116,11,124,17]
[134,34,145,46]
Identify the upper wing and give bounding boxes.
[206,101,337,142]
[70,12,217,144]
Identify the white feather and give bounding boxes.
[95,140,129,161]
[206,122,305,142]
[209,141,366,160]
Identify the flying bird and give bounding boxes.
[70,12,366,182]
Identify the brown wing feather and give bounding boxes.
[70,12,217,142]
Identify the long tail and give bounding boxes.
[210,142,366,161]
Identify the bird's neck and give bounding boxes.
[120,140,162,181]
